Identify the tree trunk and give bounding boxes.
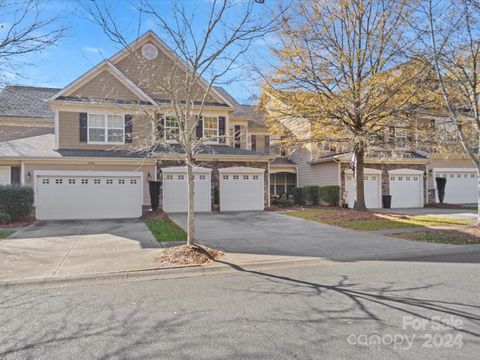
[353,147,367,211]
[186,162,195,245]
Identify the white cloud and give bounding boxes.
[83,46,102,54]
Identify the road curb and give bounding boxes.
[0,257,326,290]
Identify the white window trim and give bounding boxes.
[203,115,219,144]
[87,113,125,145]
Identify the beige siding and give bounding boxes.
[290,147,339,186]
[23,162,155,205]
[115,43,219,103]
[255,135,267,153]
[71,71,140,101]
[58,111,152,150]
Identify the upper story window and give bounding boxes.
[203,116,219,142]
[164,116,180,142]
[389,125,408,149]
[88,114,124,144]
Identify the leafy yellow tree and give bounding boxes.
[264,0,431,210]
[421,0,480,222]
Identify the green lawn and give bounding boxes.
[0,229,15,239]
[145,217,187,242]
[282,209,474,231]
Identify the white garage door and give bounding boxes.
[434,168,477,204]
[162,166,211,213]
[35,171,143,220]
[389,169,424,208]
[219,167,264,211]
[0,166,10,185]
[345,169,382,209]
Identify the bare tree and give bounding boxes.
[0,0,64,84]
[263,0,431,210]
[419,0,480,223]
[82,0,279,246]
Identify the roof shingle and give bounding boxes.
[0,85,59,119]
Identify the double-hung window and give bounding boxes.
[88,114,125,144]
[164,116,180,141]
[203,116,218,142]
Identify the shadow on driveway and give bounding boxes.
[168,211,480,264]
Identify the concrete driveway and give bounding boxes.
[169,211,480,262]
[0,220,161,282]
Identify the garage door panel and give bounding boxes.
[435,170,477,204]
[36,173,143,220]
[220,172,264,211]
[389,174,423,208]
[345,173,381,209]
[162,172,211,213]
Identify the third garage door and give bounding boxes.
[434,168,477,204]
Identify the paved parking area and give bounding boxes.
[0,220,160,282]
[169,211,480,262]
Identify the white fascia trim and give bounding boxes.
[47,61,156,106]
[388,168,425,175]
[109,31,236,109]
[161,166,212,173]
[344,168,382,175]
[105,62,158,106]
[433,167,477,172]
[219,166,265,174]
[34,170,143,177]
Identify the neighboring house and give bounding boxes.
[0,85,57,142]
[261,91,478,208]
[0,31,275,220]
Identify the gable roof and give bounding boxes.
[49,31,236,108]
[0,85,59,119]
[48,61,157,105]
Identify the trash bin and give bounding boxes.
[382,195,392,209]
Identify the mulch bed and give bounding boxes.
[155,244,224,265]
[140,209,167,220]
[424,203,464,209]
[0,217,35,229]
[266,205,338,212]
[282,207,412,222]
[389,226,480,244]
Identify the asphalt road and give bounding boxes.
[0,258,479,360]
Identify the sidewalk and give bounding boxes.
[0,251,323,289]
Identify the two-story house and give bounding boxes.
[261,90,478,209]
[0,31,275,220]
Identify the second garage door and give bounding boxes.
[162,166,211,213]
[388,169,424,208]
[35,171,143,220]
[219,167,265,211]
